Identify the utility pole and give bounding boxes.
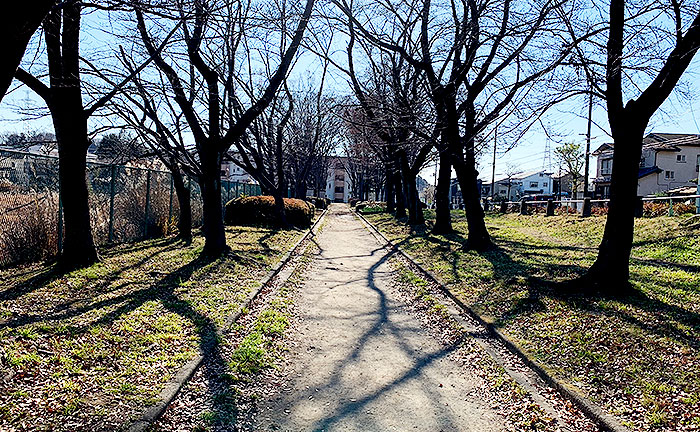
[491,124,497,199]
[583,90,593,198]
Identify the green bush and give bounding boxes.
[224,196,315,227]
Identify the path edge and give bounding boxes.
[356,211,631,432]
[127,209,328,432]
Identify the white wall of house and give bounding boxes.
[596,148,700,196]
[484,171,553,201]
[325,160,352,202]
[653,147,700,191]
[220,160,256,184]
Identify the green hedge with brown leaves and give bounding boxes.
[224,196,315,227]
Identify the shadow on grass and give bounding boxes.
[384,213,700,355]
[0,239,282,429]
[0,240,183,304]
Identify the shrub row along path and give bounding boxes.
[253,204,598,431]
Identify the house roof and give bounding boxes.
[638,166,662,178]
[485,170,552,185]
[593,133,700,156]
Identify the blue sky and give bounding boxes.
[3,7,700,189]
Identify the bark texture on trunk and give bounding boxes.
[583,124,644,289]
[172,170,192,243]
[454,150,493,251]
[393,171,406,218]
[200,150,227,256]
[273,192,288,228]
[432,149,453,234]
[385,165,396,213]
[399,151,424,225]
[53,105,98,269]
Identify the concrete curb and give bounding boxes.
[127,209,328,432]
[356,211,631,432]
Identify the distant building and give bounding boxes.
[552,173,585,199]
[593,133,700,198]
[482,170,553,201]
[220,152,258,184]
[326,156,352,203]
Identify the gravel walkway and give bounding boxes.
[253,205,598,432]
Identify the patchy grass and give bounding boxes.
[366,210,700,432]
[0,225,305,431]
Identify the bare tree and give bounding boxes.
[578,1,700,289]
[133,0,315,255]
[336,0,585,248]
[341,27,434,224]
[284,81,339,200]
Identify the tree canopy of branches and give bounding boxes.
[336,0,585,249]
[132,0,315,254]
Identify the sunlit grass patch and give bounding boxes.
[0,226,305,431]
[366,210,700,432]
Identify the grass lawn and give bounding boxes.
[365,210,700,432]
[0,225,305,431]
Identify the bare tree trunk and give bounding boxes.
[171,169,192,243]
[53,103,98,269]
[454,156,492,250]
[385,164,395,212]
[393,169,406,218]
[0,1,53,100]
[433,149,453,234]
[273,192,288,227]
[583,122,644,288]
[200,149,227,256]
[399,151,423,224]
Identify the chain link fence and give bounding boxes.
[0,149,261,267]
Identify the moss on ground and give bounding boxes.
[367,210,700,432]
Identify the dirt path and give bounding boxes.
[253,205,593,432]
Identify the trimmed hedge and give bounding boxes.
[306,197,330,210]
[224,196,315,227]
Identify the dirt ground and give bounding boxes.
[253,205,596,432]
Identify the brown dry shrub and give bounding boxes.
[224,195,314,227]
[0,193,59,267]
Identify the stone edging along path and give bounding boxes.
[355,211,631,432]
[127,209,328,432]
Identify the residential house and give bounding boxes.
[552,172,586,199]
[482,170,553,201]
[592,133,700,198]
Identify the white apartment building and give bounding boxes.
[325,157,352,202]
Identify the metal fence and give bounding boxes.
[0,149,261,267]
[489,194,700,217]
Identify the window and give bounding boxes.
[697,155,700,172]
[665,170,675,179]
[335,174,344,182]
[543,182,548,187]
[677,154,687,163]
[529,182,538,188]
[335,186,344,194]
[601,159,612,175]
